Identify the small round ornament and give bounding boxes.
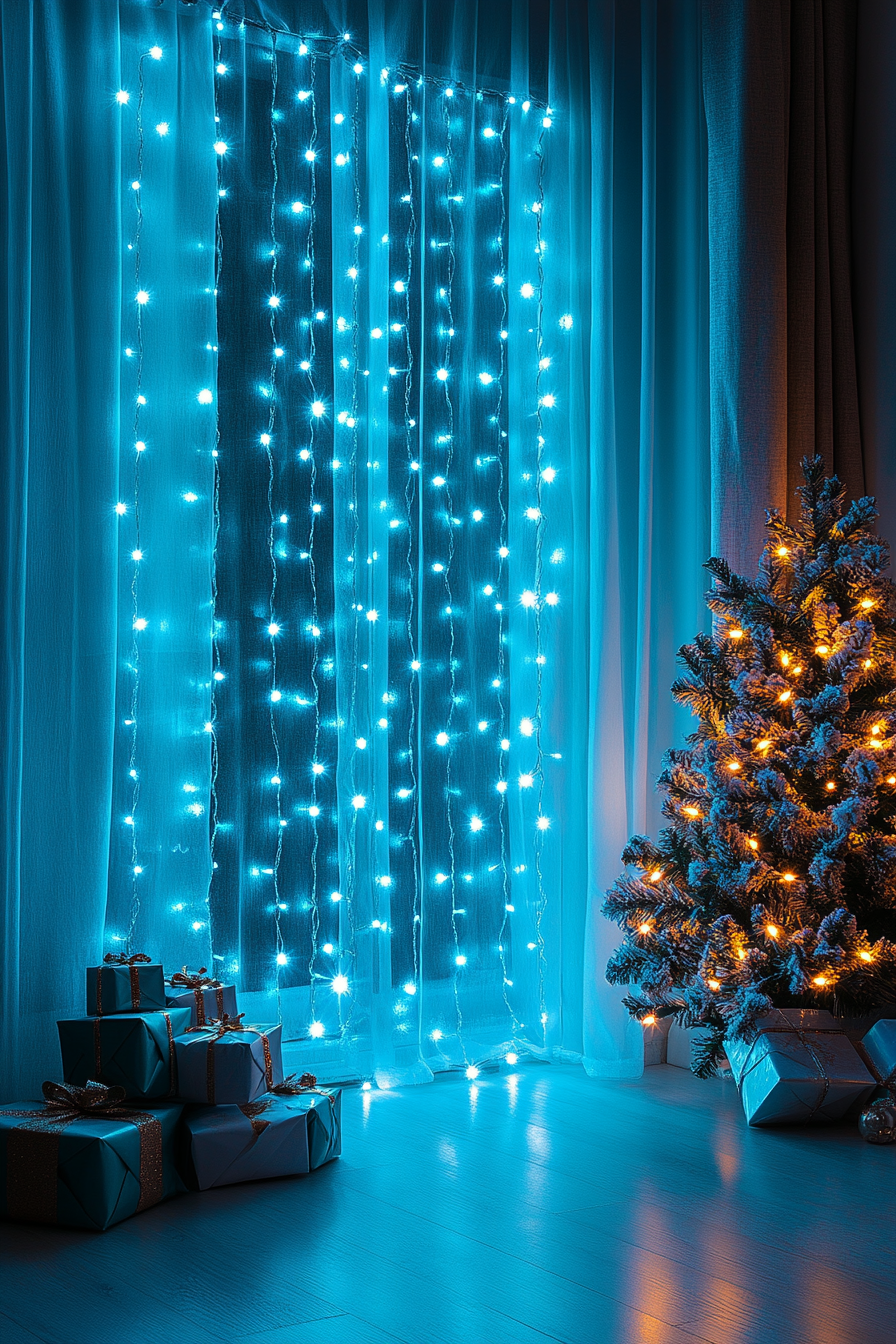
[858,1097,896,1145]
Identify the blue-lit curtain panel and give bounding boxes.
[105,5,581,1087]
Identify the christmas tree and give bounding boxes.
[604,458,896,1075]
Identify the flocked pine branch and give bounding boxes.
[603,458,896,1074]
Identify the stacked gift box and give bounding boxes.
[0,952,342,1231]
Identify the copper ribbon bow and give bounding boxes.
[168,966,222,990]
[3,1080,164,1225]
[96,951,153,1013]
[186,1015,274,1103]
[270,1072,336,1106]
[103,952,152,967]
[168,968,224,1026]
[240,1073,335,1135]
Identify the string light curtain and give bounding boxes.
[103,1,586,1087]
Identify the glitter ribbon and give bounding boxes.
[185,1014,274,1103]
[3,1081,163,1225]
[95,951,153,1013]
[735,1010,845,1119]
[167,968,224,1027]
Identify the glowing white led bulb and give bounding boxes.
[214,141,228,155]
[197,388,213,404]
[332,974,350,994]
[116,90,130,104]
[470,816,483,832]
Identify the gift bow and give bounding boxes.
[41,1079,129,1115]
[168,966,222,990]
[102,951,152,967]
[186,1012,253,1037]
[271,1072,336,1106]
[241,1073,336,1133]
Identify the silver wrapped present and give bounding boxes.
[860,1018,896,1088]
[726,1008,876,1126]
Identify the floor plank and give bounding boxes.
[231,1320,407,1344]
[0,1315,46,1344]
[1,1064,892,1344]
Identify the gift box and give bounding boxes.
[58,1008,191,1100]
[0,1081,184,1230]
[165,967,238,1028]
[174,1015,283,1104]
[859,1018,896,1089]
[726,1008,876,1126]
[87,952,166,1016]
[179,1078,341,1190]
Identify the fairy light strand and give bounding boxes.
[531,118,549,1044]
[204,26,225,972]
[125,50,148,952]
[264,32,285,1017]
[400,83,423,1019]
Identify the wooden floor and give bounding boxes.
[1,1064,892,1344]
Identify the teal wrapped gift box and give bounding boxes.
[0,1083,184,1231]
[58,1008,191,1100]
[86,954,166,1016]
[180,1086,341,1190]
[174,1018,282,1104]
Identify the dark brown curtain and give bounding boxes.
[703,0,895,570]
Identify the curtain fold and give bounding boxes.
[1,0,122,1097]
[702,0,878,571]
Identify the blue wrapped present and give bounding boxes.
[87,952,166,1016]
[58,1008,191,1100]
[165,967,237,1028]
[726,1008,876,1125]
[180,1076,341,1190]
[0,1081,184,1230]
[174,1014,283,1104]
